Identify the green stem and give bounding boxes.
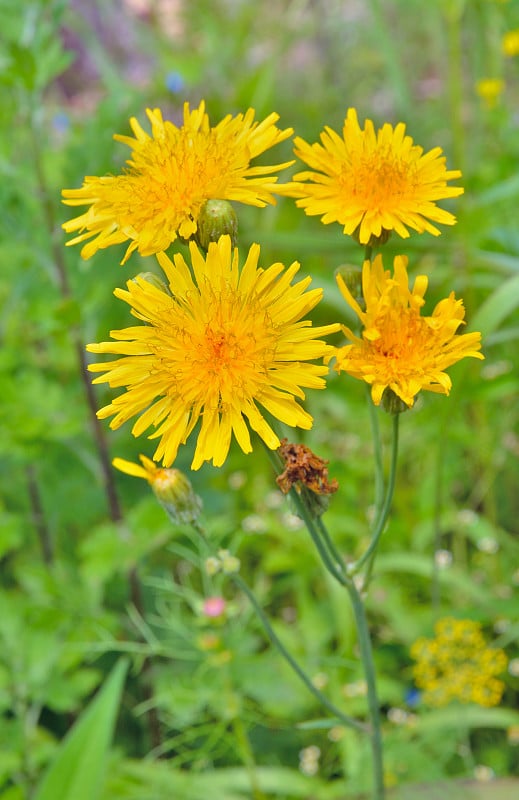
[289,487,347,585]
[445,2,466,177]
[351,413,400,581]
[226,680,266,800]
[367,387,385,517]
[283,503,386,798]
[231,574,366,735]
[231,716,265,800]
[314,511,346,574]
[25,465,53,566]
[346,581,385,800]
[431,434,444,611]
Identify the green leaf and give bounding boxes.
[33,659,128,800]
[468,273,519,337]
[390,778,519,800]
[472,172,519,207]
[374,552,489,602]
[415,706,519,733]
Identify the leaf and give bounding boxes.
[415,705,519,733]
[33,659,128,800]
[472,172,519,206]
[390,778,519,800]
[468,273,519,337]
[374,552,489,601]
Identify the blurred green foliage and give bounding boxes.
[0,0,518,798]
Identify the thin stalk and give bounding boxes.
[351,413,400,580]
[346,581,385,800]
[366,386,385,517]
[288,505,386,798]
[230,705,267,800]
[314,511,345,574]
[431,434,444,611]
[231,574,366,735]
[127,567,163,750]
[445,3,466,178]
[25,465,53,565]
[28,111,122,523]
[28,108,162,750]
[289,486,347,586]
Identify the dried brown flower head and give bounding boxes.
[276,439,338,496]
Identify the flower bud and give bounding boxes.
[335,265,364,310]
[218,549,241,574]
[351,224,392,248]
[132,272,170,294]
[151,468,203,525]
[113,455,202,524]
[205,556,221,576]
[381,388,410,415]
[195,199,238,250]
[202,596,227,618]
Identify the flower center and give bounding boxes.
[366,308,428,368]
[168,287,278,410]
[343,149,417,206]
[110,129,237,234]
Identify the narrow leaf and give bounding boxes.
[468,273,519,337]
[33,659,128,800]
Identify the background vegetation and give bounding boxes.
[0,0,518,798]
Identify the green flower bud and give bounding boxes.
[205,556,221,576]
[195,200,238,250]
[218,549,241,574]
[351,224,392,248]
[151,468,203,525]
[133,272,170,294]
[381,388,410,415]
[335,265,364,311]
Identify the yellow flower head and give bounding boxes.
[62,101,296,264]
[292,108,463,245]
[503,29,519,57]
[87,235,340,469]
[333,254,484,407]
[476,78,505,109]
[410,618,508,708]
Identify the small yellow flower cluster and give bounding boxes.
[410,618,508,708]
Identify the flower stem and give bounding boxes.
[351,412,400,582]
[27,108,163,752]
[345,581,386,799]
[367,385,385,517]
[225,674,266,800]
[231,573,367,735]
[28,111,122,525]
[286,492,386,798]
[289,487,347,585]
[25,465,53,566]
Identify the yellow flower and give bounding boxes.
[411,618,508,708]
[291,108,463,245]
[332,254,483,407]
[476,78,505,109]
[503,29,519,57]
[62,101,296,264]
[87,235,339,469]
